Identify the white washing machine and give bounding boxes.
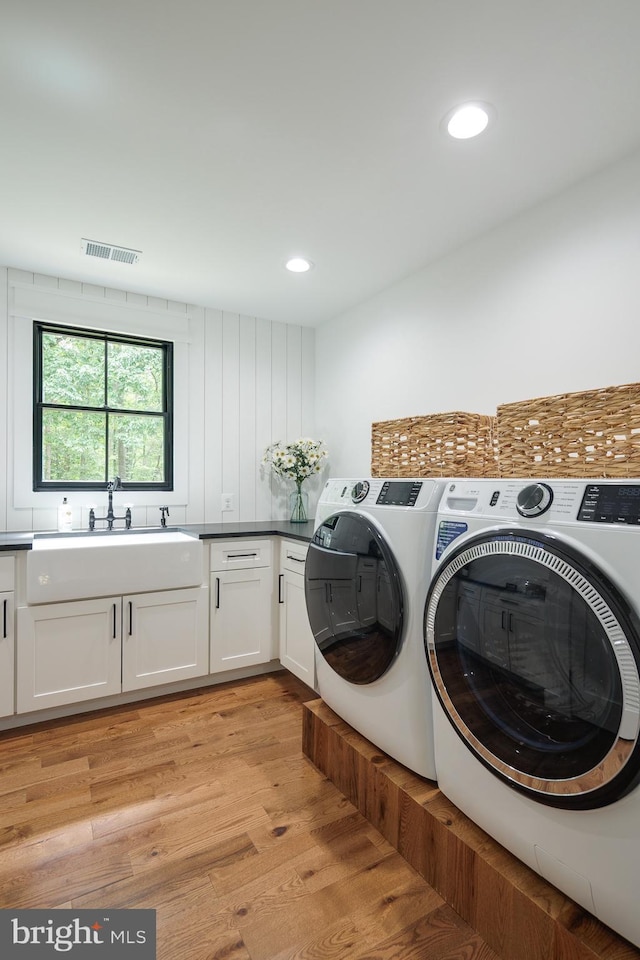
[305,476,447,780]
[424,478,640,947]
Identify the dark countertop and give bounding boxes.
[186,520,315,542]
[0,520,316,551]
[0,532,36,551]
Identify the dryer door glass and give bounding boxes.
[425,530,640,809]
[305,511,404,684]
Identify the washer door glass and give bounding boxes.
[305,511,404,684]
[425,530,640,809]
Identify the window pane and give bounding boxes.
[42,332,105,407]
[109,414,165,483]
[107,342,164,411]
[42,410,105,482]
[35,323,171,490]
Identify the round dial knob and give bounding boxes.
[516,482,554,518]
[351,480,370,503]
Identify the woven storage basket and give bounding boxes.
[496,382,640,478]
[371,412,497,478]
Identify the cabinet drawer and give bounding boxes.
[280,539,309,574]
[210,538,272,571]
[0,556,15,592]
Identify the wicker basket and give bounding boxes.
[496,382,640,478]
[371,412,497,478]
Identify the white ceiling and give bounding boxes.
[2,1,640,327]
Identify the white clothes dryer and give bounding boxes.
[424,478,640,947]
[305,477,447,780]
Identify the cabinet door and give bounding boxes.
[479,594,511,670]
[506,605,547,687]
[210,568,274,672]
[17,597,121,713]
[356,557,377,627]
[122,586,209,692]
[0,592,14,718]
[455,582,482,654]
[376,567,395,632]
[210,539,272,572]
[279,570,316,688]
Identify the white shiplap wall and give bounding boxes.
[203,307,316,524]
[0,267,316,532]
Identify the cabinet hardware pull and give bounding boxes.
[357,575,362,592]
[287,554,305,563]
[2,599,7,639]
[112,602,117,639]
[278,574,284,604]
[215,577,221,609]
[228,552,258,559]
[129,601,133,636]
[509,612,514,633]
[501,610,506,630]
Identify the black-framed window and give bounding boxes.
[33,322,173,491]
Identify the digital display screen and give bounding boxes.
[377,481,422,506]
[578,483,640,524]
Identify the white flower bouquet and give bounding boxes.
[263,438,328,521]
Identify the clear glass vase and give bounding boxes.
[289,486,309,523]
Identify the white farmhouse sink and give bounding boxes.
[27,530,204,603]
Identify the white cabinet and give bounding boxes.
[17,597,122,712]
[278,539,316,688]
[0,555,16,718]
[0,593,14,718]
[17,586,209,712]
[10,531,318,721]
[122,587,209,691]
[356,556,377,627]
[210,539,275,673]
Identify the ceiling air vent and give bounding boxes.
[81,239,141,265]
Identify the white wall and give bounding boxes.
[316,149,640,476]
[0,268,316,531]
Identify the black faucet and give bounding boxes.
[160,506,170,527]
[89,477,132,531]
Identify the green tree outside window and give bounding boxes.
[34,323,173,490]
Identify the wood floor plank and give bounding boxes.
[210,823,321,896]
[0,788,28,814]
[0,821,94,873]
[38,726,154,763]
[0,831,134,907]
[124,797,272,875]
[340,870,446,953]
[234,850,443,960]
[160,922,251,960]
[349,903,479,960]
[33,712,147,756]
[0,671,513,960]
[90,770,231,840]
[295,828,395,895]
[266,915,363,960]
[72,859,218,912]
[0,787,94,850]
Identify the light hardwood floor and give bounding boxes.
[0,671,501,959]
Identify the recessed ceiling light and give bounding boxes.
[444,102,493,139]
[285,257,314,273]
